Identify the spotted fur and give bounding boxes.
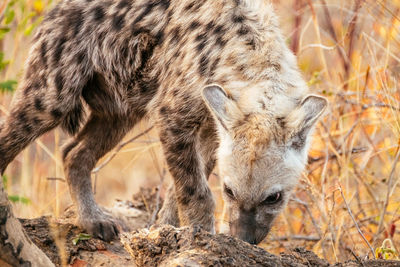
[0,0,327,243]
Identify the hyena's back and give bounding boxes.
[0,0,172,172]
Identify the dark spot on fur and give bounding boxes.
[97,31,107,47]
[177,194,191,205]
[170,140,187,154]
[196,40,207,53]
[210,57,220,76]
[183,185,196,196]
[238,25,250,36]
[213,25,224,35]
[32,117,41,125]
[51,109,63,119]
[173,50,181,59]
[170,26,181,43]
[34,97,45,112]
[292,135,306,150]
[195,32,207,42]
[155,29,165,44]
[160,106,169,116]
[17,111,27,123]
[76,51,85,64]
[199,55,209,75]
[159,0,170,10]
[40,41,47,67]
[54,71,64,93]
[189,21,201,31]
[272,63,281,72]
[232,14,245,23]
[112,14,125,30]
[138,76,159,95]
[53,37,66,65]
[116,0,130,9]
[246,39,256,50]
[92,6,106,22]
[276,117,285,128]
[206,21,215,31]
[22,123,33,134]
[184,2,195,11]
[23,86,33,95]
[172,88,179,97]
[215,36,227,47]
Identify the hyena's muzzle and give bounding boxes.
[229,208,274,245]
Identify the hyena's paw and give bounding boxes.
[78,209,120,242]
[179,195,216,234]
[156,204,180,227]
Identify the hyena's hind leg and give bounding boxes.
[62,113,139,241]
[0,86,72,174]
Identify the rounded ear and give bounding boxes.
[297,95,328,128]
[286,95,328,149]
[202,84,243,130]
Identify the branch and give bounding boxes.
[92,126,154,174]
[339,184,375,259]
[147,168,166,227]
[308,147,367,164]
[270,235,322,242]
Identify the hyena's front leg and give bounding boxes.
[157,121,217,228]
[63,115,135,241]
[158,120,216,232]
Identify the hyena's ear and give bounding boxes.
[202,85,243,131]
[286,95,328,149]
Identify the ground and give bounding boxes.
[16,188,400,267]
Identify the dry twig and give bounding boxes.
[339,184,375,259]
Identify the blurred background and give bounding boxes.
[1,0,400,263]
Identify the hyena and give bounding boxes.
[0,0,327,244]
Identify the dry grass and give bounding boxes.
[1,0,400,263]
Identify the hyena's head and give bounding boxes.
[202,85,327,244]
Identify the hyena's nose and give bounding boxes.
[230,210,258,244]
[231,226,257,244]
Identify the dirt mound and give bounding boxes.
[20,201,149,266]
[122,225,400,267]
[121,225,327,266]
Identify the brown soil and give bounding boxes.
[122,225,400,267]
[18,187,400,267]
[19,188,156,266]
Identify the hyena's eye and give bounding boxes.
[223,184,235,200]
[261,192,282,205]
